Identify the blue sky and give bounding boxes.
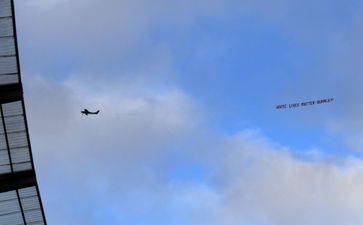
[12,0,363,224]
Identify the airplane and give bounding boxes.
[81,109,100,116]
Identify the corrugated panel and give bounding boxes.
[0,0,47,224]
[0,152,11,174]
[0,74,18,85]
[0,37,15,55]
[19,187,45,225]
[0,17,13,37]
[0,0,12,18]
[0,187,46,225]
[0,190,23,225]
[0,0,18,85]
[0,193,19,215]
[0,56,17,73]
[0,101,32,174]
[0,110,11,174]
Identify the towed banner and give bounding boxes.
[276,98,334,110]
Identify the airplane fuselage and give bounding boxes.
[81,109,100,116]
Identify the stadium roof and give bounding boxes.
[0,0,47,224]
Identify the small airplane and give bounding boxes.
[81,109,100,116]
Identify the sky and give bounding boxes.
[11,0,363,224]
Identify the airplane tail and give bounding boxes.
[96,110,100,114]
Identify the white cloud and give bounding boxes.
[22,75,363,225]
[24,73,204,224]
[15,0,228,60]
[14,0,363,223]
[207,133,363,225]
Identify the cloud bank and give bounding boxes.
[12,0,363,224]
[23,75,363,225]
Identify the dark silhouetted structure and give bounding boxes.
[0,0,47,224]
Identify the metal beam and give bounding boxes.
[0,170,36,193]
[0,83,22,104]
